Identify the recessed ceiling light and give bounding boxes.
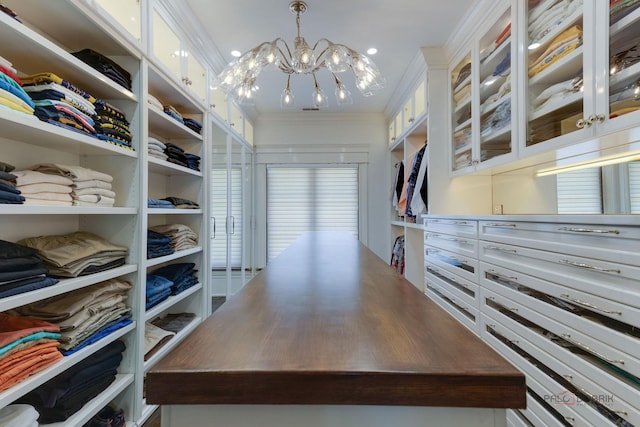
[231,50,242,58]
[367,47,378,55]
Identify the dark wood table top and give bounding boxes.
[146,232,525,408]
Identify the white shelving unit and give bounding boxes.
[0,0,255,425]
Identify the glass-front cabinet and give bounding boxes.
[526,0,585,148]
[605,1,640,132]
[94,0,142,42]
[525,0,640,153]
[451,52,473,172]
[151,7,207,104]
[478,7,513,165]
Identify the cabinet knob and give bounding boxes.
[576,118,590,128]
[587,114,605,124]
[210,104,215,109]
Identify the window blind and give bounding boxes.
[556,168,603,214]
[211,167,243,268]
[629,161,640,214]
[267,165,359,261]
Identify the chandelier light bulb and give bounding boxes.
[213,0,384,108]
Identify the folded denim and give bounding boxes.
[148,198,175,208]
[0,276,58,299]
[146,289,171,309]
[0,267,48,283]
[61,316,132,356]
[0,189,24,202]
[146,274,174,297]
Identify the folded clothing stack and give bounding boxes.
[0,161,24,205]
[9,279,132,355]
[0,404,39,427]
[182,117,202,134]
[22,72,97,137]
[163,104,183,123]
[162,196,200,209]
[83,403,126,427]
[0,55,35,117]
[610,0,640,24]
[17,340,126,424]
[528,25,583,78]
[528,0,581,47]
[144,312,196,361]
[18,231,128,278]
[0,239,59,299]
[149,224,198,252]
[28,163,115,207]
[147,198,175,209]
[71,48,132,91]
[145,273,173,310]
[94,100,133,150]
[148,137,168,161]
[150,262,198,295]
[147,230,174,259]
[148,93,163,110]
[0,313,62,393]
[164,142,201,171]
[13,170,73,206]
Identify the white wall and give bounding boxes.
[253,112,389,267]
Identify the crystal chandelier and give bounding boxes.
[212,0,385,109]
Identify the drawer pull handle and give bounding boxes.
[558,226,620,235]
[427,248,441,254]
[560,294,623,315]
[427,233,469,244]
[487,269,518,281]
[485,245,517,254]
[485,223,516,228]
[560,334,625,365]
[449,256,469,264]
[559,259,621,274]
[427,219,469,225]
[562,375,610,409]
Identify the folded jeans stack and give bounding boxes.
[145,273,173,310]
[18,231,128,278]
[148,198,175,209]
[71,49,132,91]
[149,224,198,252]
[147,230,174,259]
[148,137,168,161]
[182,117,202,134]
[0,161,24,205]
[164,142,201,171]
[0,313,62,393]
[0,239,59,299]
[163,104,183,123]
[150,262,198,295]
[0,56,35,116]
[9,279,133,355]
[28,163,116,207]
[17,340,126,424]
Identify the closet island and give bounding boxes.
[146,232,525,427]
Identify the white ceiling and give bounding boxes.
[184,0,475,114]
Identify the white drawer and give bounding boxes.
[424,230,478,258]
[479,240,640,310]
[425,245,478,283]
[479,220,640,266]
[480,314,616,427]
[518,392,568,427]
[480,315,596,427]
[425,264,479,308]
[423,217,477,238]
[480,281,640,383]
[481,288,640,427]
[479,260,640,330]
[426,283,479,334]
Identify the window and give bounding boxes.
[556,168,603,214]
[211,167,242,268]
[267,165,359,261]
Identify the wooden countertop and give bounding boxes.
[146,232,525,408]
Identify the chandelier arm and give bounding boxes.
[272,38,296,73]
